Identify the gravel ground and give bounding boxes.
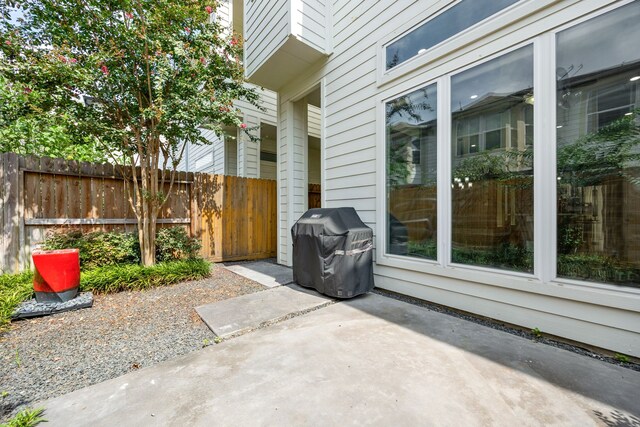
[0,264,265,420]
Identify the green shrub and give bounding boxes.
[0,271,34,331]
[451,243,533,272]
[155,227,202,262]
[80,259,211,293]
[42,230,140,269]
[42,227,201,268]
[557,254,640,285]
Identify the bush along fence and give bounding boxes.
[0,152,277,273]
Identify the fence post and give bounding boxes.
[0,153,4,273]
[2,153,21,273]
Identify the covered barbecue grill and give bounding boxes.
[291,207,374,298]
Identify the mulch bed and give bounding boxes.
[0,264,265,421]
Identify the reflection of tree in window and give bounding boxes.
[385,84,438,260]
[555,0,640,287]
[450,45,534,273]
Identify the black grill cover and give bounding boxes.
[291,207,374,298]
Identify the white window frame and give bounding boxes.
[376,0,640,298]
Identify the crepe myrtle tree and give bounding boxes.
[0,0,262,266]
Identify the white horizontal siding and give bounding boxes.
[245,0,289,76]
[234,84,278,124]
[308,105,322,138]
[176,128,224,174]
[292,0,328,53]
[218,0,232,29]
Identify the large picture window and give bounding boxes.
[556,1,640,286]
[386,84,438,259]
[450,45,534,273]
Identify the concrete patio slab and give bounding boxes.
[41,293,640,426]
[195,284,332,338]
[223,261,293,288]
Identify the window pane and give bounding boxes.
[556,1,640,287]
[386,84,438,259]
[451,46,534,272]
[386,0,520,70]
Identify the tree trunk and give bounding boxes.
[140,216,156,266]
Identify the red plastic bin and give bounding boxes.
[32,249,80,303]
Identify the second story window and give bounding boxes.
[386,0,521,71]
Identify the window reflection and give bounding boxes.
[556,1,640,286]
[386,0,520,70]
[451,46,534,272]
[386,84,438,259]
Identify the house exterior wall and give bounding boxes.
[267,0,640,356]
[308,105,321,138]
[178,128,225,174]
[292,0,330,54]
[244,0,289,78]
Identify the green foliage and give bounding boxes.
[531,327,542,338]
[451,244,533,272]
[0,271,34,332]
[557,224,584,255]
[0,407,46,427]
[0,77,107,162]
[0,0,261,161]
[614,353,630,363]
[452,148,533,184]
[79,259,211,293]
[156,227,201,262]
[42,230,140,269]
[557,254,640,285]
[406,241,437,259]
[42,227,201,268]
[557,111,640,187]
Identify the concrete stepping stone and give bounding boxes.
[195,284,332,338]
[223,261,294,288]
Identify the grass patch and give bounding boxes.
[0,272,34,331]
[0,259,211,331]
[0,407,46,427]
[80,259,211,293]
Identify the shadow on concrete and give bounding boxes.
[337,291,640,417]
[594,410,640,427]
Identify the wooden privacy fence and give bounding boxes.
[0,153,276,273]
[308,183,321,209]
